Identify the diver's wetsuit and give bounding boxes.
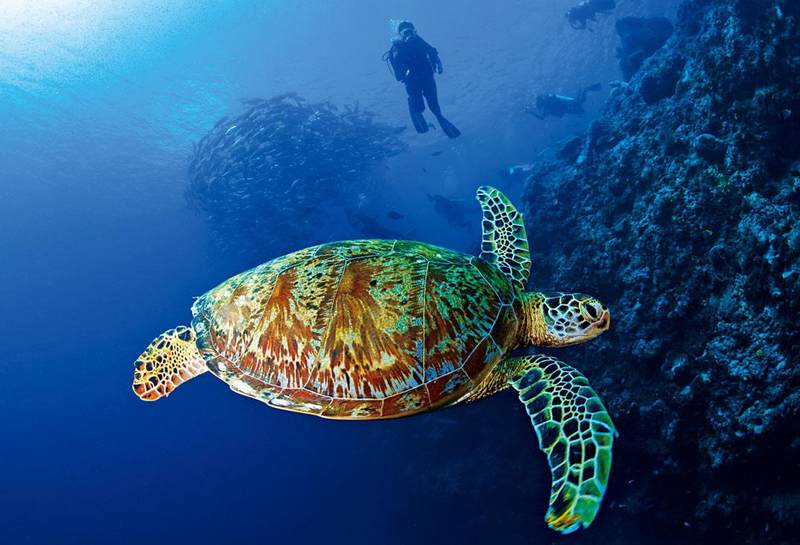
[395,37,442,115]
[388,36,459,137]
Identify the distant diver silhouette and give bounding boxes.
[566,0,616,30]
[527,83,602,120]
[383,21,461,138]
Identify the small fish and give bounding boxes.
[386,210,404,220]
[431,150,443,156]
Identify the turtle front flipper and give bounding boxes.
[132,326,208,401]
[501,354,616,534]
[475,186,531,290]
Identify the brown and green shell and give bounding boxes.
[191,239,521,419]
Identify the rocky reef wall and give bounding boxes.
[521,0,799,542]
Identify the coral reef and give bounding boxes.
[522,0,799,542]
[187,93,405,255]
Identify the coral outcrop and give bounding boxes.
[522,1,799,542]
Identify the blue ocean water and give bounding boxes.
[0,1,686,544]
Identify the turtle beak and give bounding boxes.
[596,311,610,332]
[577,299,610,341]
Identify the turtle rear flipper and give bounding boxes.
[502,354,616,534]
[476,186,531,290]
[132,326,207,401]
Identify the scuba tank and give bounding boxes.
[382,39,407,82]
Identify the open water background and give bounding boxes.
[0,2,682,543]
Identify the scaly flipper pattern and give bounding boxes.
[132,326,208,401]
[501,354,616,534]
[475,186,531,290]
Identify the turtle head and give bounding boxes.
[518,292,610,348]
[132,325,207,401]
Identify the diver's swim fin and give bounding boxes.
[436,115,461,139]
[410,110,430,133]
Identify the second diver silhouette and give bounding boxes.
[566,0,616,30]
[384,21,461,138]
[527,83,602,120]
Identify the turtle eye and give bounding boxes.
[584,304,598,320]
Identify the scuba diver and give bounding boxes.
[383,21,461,138]
[526,83,602,120]
[427,193,470,229]
[566,0,616,30]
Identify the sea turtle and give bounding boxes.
[132,186,616,534]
